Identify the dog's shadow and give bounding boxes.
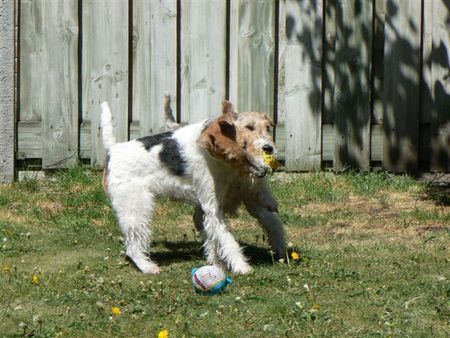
[149,240,274,267]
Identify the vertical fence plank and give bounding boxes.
[371,0,385,164]
[333,0,372,171]
[421,0,434,169]
[39,1,79,168]
[133,0,177,136]
[429,0,450,171]
[0,0,15,182]
[276,0,286,159]
[372,0,385,125]
[322,0,337,164]
[82,0,129,167]
[284,0,322,170]
[180,0,227,123]
[19,0,44,123]
[20,1,79,168]
[323,0,337,125]
[229,0,275,115]
[277,0,286,125]
[382,0,422,172]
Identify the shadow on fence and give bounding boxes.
[286,0,450,173]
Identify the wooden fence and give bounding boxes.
[0,0,449,182]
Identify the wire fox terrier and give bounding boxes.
[101,99,286,274]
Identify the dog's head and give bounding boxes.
[197,100,279,178]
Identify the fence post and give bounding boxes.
[0,0,15,183]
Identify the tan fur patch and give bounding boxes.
[197,112,250,173]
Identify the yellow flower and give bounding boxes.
[291,251,300,261]
[111,306,121,315]
[158,329,169,338]
[2,264,11,273]
[311,303,321,312]
[32,274,40,285]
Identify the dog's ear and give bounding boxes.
[222,100,238,119]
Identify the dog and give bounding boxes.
[101,99,286,274]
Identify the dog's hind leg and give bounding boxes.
[110,182,160,274]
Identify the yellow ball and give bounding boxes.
[263,152,279,170]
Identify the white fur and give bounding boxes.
[101,102,286,275]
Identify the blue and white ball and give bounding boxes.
[191,265,232,295]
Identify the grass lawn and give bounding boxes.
[0,168,449,337]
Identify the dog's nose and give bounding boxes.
[262,144,274,154]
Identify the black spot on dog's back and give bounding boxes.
[138,131,173,150]
[160,138,187,176]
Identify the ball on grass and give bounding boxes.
[192,265,232,295]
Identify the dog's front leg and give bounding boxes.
[244,197,286,260]
[193,205,224,269]
[250,178,279,213]
[201,207,252,274]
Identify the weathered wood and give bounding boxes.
[275,0,286,157]
[428,0,450,171]
[371,125,382,162]
[82,0,129,168]
[382,0,422,172]
[38,1,79,168]
[19,0,44,122]
[229,0,275,115]
[81,121,139,159]
[133,0,177,136]
[320,124,382,163]
[322,124,334,162]
[323,0,337,125]
[277,0,286,124]
[180,0,227,123]
[20,1,79,168]
[284,0,322,171]
[13,0,450,173]
[333,0,372,171]
[17,121,42,160]
[0,0,15,182]
[372,0,385,125]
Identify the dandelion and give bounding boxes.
[32,274,40,285]
[2,264,11,273]
[111,306,121,315]
[158,329,169,338]
[269,250,275,265]
[310,303,321,312]
[291,251,300,261]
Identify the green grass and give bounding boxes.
[0,168,449,337]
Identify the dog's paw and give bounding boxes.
[141,264,161,275]
[130,256,161,274]
[232,263,253,275]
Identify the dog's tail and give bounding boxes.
[100,102,116,150]
[163,92,180,130]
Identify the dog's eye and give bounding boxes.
[266,126,271,133]
[243,141,247,150]
[246,125,254,131]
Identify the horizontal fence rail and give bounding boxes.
[1,0,449,181]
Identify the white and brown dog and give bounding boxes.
[101,100,286,274]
